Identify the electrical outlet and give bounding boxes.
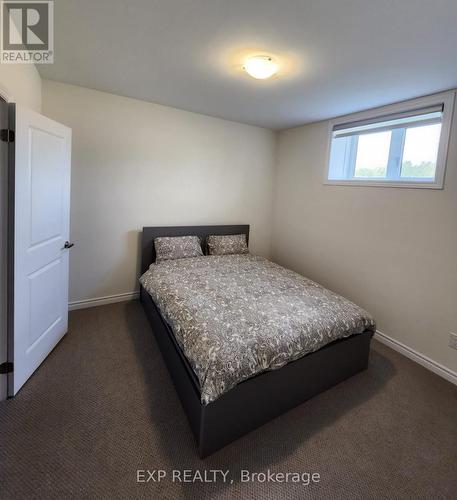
[449,332,457,350]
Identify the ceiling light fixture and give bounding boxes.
[243,55,278,79]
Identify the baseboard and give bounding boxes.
[374,330,457,386]
[66,298,457,386]
[68,291,139,311]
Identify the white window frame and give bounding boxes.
[324,91,455,189]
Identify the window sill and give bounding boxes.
[323,179,444,189]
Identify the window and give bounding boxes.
[326,93,455,188]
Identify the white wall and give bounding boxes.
[272,96,457,376]
[42,80,276,304]
[0,17,42,111]
[0,63,42,112]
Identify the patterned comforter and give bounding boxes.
[139,254,376,404]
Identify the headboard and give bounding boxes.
[141,225,250,274]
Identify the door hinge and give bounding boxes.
[0,129,14,142]
[0,362,13,374]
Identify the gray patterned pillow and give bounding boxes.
[154,236,203,263]
[207,234,248,256]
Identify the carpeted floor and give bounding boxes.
[0,301,456,499]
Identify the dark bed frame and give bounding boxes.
[140,225,373,458]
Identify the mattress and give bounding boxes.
[139,254,376,404]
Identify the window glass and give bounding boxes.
[400,124,441,178]
[354,131,391,178]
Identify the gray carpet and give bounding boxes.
[1,301,456,499]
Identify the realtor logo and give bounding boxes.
[1,0,53,63]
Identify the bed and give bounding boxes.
[139,225,375,457]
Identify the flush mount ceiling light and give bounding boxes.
[243,55,278,79]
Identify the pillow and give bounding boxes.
[154,236,203,263]
[207,234,249,256]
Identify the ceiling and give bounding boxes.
[39,0,457,129]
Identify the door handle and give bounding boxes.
[63,241,74,249]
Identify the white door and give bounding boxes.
[11,105,72,395]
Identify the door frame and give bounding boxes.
[6,103,15,398]
[0,95,11,402]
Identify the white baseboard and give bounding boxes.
[66,296,457,387]
[374,330,457,386]
[68,291,139,311]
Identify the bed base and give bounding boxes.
[140,286,373,458]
